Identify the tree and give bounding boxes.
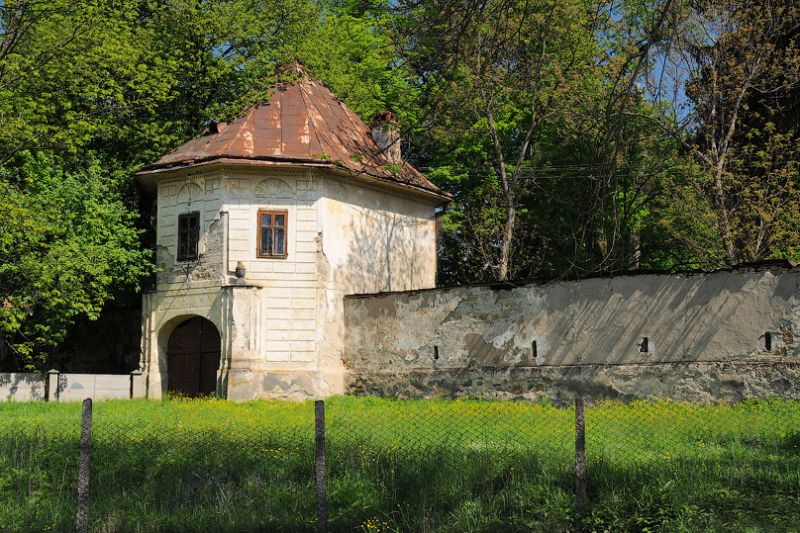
[640,0,800,265]
[0,0,425,368]
[0,153,151,370]
[395,0,604,280]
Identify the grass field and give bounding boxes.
[1,396,799,532]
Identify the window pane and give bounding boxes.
[275,228,285,255]
[261,228,272,255]
[274,214,285,227]
[178,213,199,261]
[188,226,198,256]
[261,213,271,227]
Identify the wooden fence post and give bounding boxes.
[76,398,93,533]
[575,397,587,521]
[315,400,327,533]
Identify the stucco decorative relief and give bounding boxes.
[176,182,204,207]
[254,178,294,199]
[228,178,252,199]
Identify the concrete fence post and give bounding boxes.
[575,397,587,521]
[130,370,146,399]
[46,369,59,402]
[315,400,327,533]
[76,398,93,533]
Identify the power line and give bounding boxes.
[417,165,690,180]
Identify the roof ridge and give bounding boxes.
[220,108,255,155]
[298,80,332,160]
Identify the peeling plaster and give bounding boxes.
[344,270,800,402]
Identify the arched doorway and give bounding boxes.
[167,317,221,397]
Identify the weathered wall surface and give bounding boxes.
[344,269,800,402]
[153,166,321,367]
[0,373,46,401]
[146,166,325,399]
[319,176,438,295]
[315,175,439,400]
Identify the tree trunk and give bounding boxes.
[499,198,516,281]
[713,162,738,265]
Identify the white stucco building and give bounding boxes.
[136,70,450,399]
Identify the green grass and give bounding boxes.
[1,397,799,532]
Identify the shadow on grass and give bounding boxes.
[2,420,800,532]
[583,452,800,532]
[326,443,577,532]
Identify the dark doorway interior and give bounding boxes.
[167,317,221,397]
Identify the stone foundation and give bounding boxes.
[347,360,800,404]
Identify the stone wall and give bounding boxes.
[343,268,800,403]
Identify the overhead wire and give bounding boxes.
[416,164,691,180]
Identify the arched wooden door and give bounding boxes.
[167,317,221,397]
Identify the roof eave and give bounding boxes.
[136,156,452,204]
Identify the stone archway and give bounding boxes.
[166,316,221,397]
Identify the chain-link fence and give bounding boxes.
[1,395,799,532]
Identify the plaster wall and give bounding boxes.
[223,168,322,367]
[156,169,225,291]
[54,374,132,402]
[0,373,46,401]
[154,167,320,367]
[344,270,800,403]
[148,167,322,397]
[318,176,438,295]
[0,372,146,402]
[315,177,439,399]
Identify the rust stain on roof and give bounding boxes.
[142,74,450,202]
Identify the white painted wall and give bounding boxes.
[224,168,321,366]
[55,374,131,402]
[0,373,46,401]
[0,372,145,402]
[319,176,438,294]
[151,167,322,368]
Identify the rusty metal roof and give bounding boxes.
[140,77,450,202]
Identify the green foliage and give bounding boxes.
[0,1,412,169]
[2,0,800,363]
[394,0,701,282]
[296,5,422,125]
[398,0,800,281]
[0,153,152,369]
[0,0,414,367]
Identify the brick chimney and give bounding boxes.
[205,120,227,135]
[371,112,401,164]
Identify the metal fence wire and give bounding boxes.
[1,395,799,532]
[90,404,317,532]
